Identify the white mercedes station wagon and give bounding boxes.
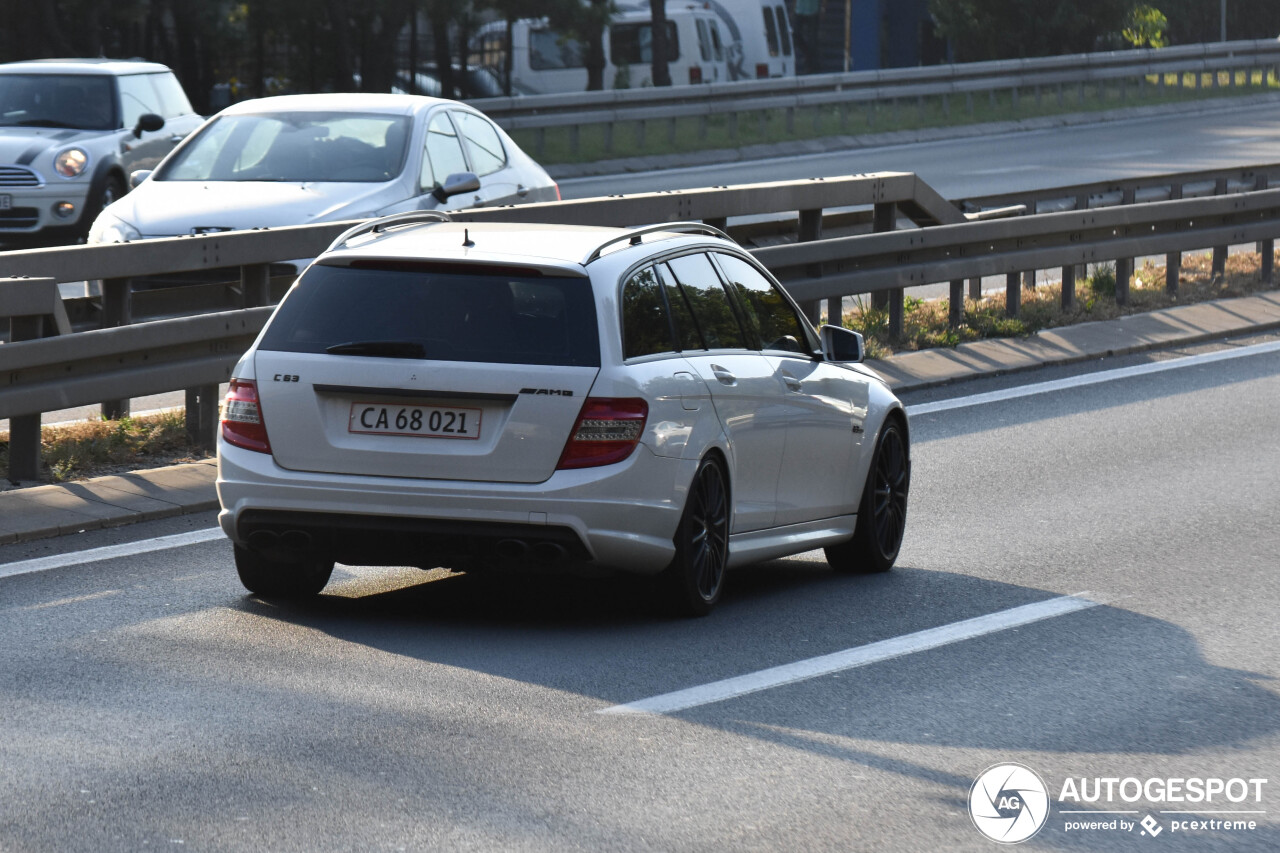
[216,214,910,615]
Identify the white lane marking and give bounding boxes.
[966,165,1042,176]
[600,593,1100,715]
[906,339,1280,416]
[0,528,224,581]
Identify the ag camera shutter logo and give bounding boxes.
[969,763,1050,844]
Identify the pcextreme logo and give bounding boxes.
[969,763,1269,844]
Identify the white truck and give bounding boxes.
[706,0,797,80]
[470,1,730,94]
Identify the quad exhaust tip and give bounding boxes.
[495,539,569,564]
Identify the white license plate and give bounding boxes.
[0,195,10,210]
[348,402,481,440]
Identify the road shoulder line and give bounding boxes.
[600,593,1100,715]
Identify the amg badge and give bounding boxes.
[519,388,574,396]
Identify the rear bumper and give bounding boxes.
[217,440,694,574]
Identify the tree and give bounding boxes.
[1158,0,1280,44]
[1123,5,1168,48]
[650,0,672,87]
[929,0,1131,62]
[545,0,614,90]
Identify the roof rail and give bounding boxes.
[581,221,732,266]
[325,211,453,253]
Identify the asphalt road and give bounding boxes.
[2,335,1276,851]
[557,98,1280,202]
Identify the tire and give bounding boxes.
[234,544,334,598]
[825,418,909,574]
[659,456,730,617]
[78,173,125,239]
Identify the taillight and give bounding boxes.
[554,182,561,202]
[557,398,648,470]
[221,378,272,454]
[756,63,769,79]
[688,66,703,84]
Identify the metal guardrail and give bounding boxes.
[0,171,954,335]
[3,164,1279,481]
[468,40,1280,157]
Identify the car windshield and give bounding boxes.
[155,111,411,183]
[0,74,118,130]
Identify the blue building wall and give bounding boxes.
[811,0,941,73]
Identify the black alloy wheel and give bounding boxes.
[661,456,730,616]
[826,419,909,574]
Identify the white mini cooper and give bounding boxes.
[217,214,910,615]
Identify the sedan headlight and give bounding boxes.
[54,148,89,178]
[87,210,141,244]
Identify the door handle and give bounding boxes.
[168,134,185,144]
[516,184,529,197]
[710,364,736,386]
[781,372,803,392]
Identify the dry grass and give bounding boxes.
[0,410,211,485]
[843,249,1278,359]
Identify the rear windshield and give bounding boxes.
[258,263,600,367]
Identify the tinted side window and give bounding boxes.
[696,20,712,63]
[666,253,746,350]
[621,266,676,359]
[610,22,679,65]
[714,253,809,354]
[775,7,792,57]
[763,8,780,56]
[656,263,704,350]
[422,112,469,191]
[529,29,585,70]
[452,110,506,177]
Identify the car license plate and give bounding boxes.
[0,195,10,210]
[348,402,481,440]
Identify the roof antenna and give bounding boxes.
[462,228,475,248]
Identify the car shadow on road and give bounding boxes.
[234,557,1280,849]
[239,556,1280,751]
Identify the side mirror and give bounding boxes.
[129,169,152,189]
[432,171,481,203]
[820,324,865,363]
[133,113,165,137]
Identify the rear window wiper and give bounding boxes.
[324,340,426,358]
